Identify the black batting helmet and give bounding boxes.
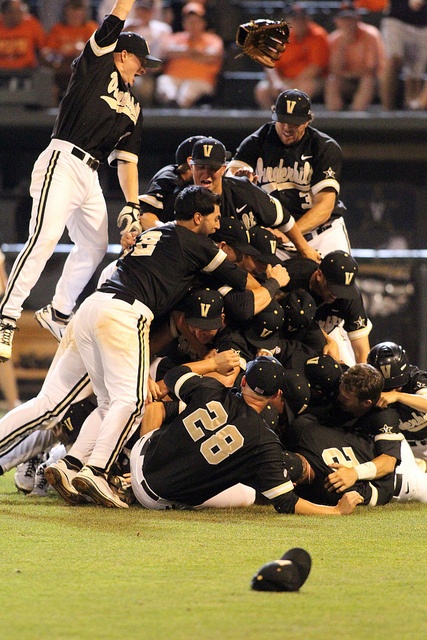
[367,342,410,390]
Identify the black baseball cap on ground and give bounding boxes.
[184,288,224,329]
[272,89,313,124]
[244,355,285,397]
[190,137,231,167]
[211,218,261,256]
[244,301,284,350]
[175,135,205,166]
[320,250,358,299]
[115,32,163,68]
[251,548,312,592]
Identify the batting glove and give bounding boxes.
[117,202,142,236]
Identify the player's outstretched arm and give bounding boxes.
[294,491,363,515]
[377,390,427,412]
[111,0,137,21]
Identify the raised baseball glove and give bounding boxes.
[235,19,290,69]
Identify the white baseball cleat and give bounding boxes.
[44,459,86,505]
[72,466,129,509]
[34,304,72,342]
[14,453,46,494]
[0,320,18,362]
[27,461,50,497]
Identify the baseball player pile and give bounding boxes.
[1,3,427,566]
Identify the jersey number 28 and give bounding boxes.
[183,401,244,465]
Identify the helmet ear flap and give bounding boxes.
[367,342,410,390]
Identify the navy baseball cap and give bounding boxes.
[115,32,162,68]
[211,218,261,256]
[280,369,310,416]
[304,354,344,396]
[251,548,312,592]
[281,290,316,333]
[272,89,313,124]
[175,135,205,166]
[244,301,284,350]
[190,137,231,167]
[245,355,285,397]
[184,288,224,330]
[320,250,358,299]
[249,226,283,265]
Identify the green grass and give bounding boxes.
[1,471,426,640]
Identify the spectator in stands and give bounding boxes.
[41,0,98,104]
[125,0,171,105]
[380,0,427,110]
[254,4,329,110]
[37,1,66,33]
[0,0,45,70]
[354,0,387,29]
[324,2,385,111]
[155,2,224,108]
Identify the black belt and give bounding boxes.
[303,222,333,243]
[113,292,136,306]
[71,146,100,171]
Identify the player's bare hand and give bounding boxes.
[268,228,288,244]
[336,490,364,514]
[376,390,399,408]
[146,376,162,405]
[300,245,322,263]
[266,263,289,288]
[213,349,240,375]
[322,334,341,363]
[234,166,258,183]
[120,229,139,250]
[325,464,358,493]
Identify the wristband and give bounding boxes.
[263,278,280,298]
[127,201,140,210]
[354,461,377,480]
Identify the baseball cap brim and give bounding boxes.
[141,54,163,68]
[233,244,261,258]
[255,252,283,265]
[272,111,311,125]
[185,316,222,330]
[326,280,355,299]
[190,154,231,167]
[245,328,280,350]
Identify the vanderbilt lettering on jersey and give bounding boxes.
[102,72,141,124]
[255,158,314,192]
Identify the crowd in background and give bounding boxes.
[0,0,426,110]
